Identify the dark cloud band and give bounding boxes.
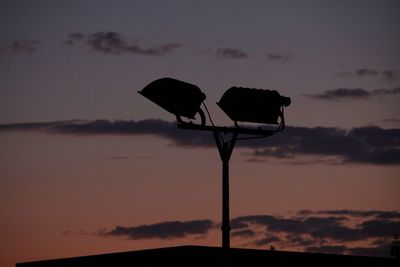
[1,119,399,165]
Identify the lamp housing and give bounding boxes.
[138,77,206,121]
[217,86,291,125]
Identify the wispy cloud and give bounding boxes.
[266,52,292,63]
[308,88,370,100]
[307,87,400,101]
[335,68,399,82]
[1,119,399,165]
[336,68,380,77]
[231,229,256,238]
[64,33,84,45]
[65,31,183,56]
[202,47,249,60]
[298,210,400,219]
[217,47,248,59]
[0,39,39,54]
[104,219,214,240]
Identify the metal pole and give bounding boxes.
[178,124,244,249]
[221,144,231,249]
[212,131,237,250]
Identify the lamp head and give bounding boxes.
[217,87,291,125]
[138,77,206,123]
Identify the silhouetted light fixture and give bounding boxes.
[217,87,291,126]
[138,77,291,254]
[138,77,207,125]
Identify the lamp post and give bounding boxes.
[138,77,291,250]
[214,130,237,250]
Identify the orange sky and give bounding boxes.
[1,131,399,266]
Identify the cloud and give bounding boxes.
[337,68,380,77]
[202,47,249,59]
[305,245,348,254]
[245,158,267,163]
[65,31,182,56]
[286,235,320,247]
[0,121,67,131]
[308,223,363,242]
[248,125,400,165]
[100,210,399,257]
[232,215,357,241]
[371,87,400,96]
[231,213,400,242]
[253,235,281,246]
[307,87,400,101]
[1,120,399,165]
[216,48,248,59]
[231,215,275,229]
[64,32,84,45]
[87,31,125,54]
[298,210,400,219]
[231,229,256,238]
[335,68,399,81]
[0,118,175,135]
[0,39,39,54]
[360,219,400,238]
[229,211,400,257]
[0,119,214,147]
[308,88,371,100]
[266,52,292,63]
[105,219,214,240]
[382,70,399,82]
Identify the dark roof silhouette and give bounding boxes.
[16,245,398,267]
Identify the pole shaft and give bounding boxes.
[212,131,237,251]
[222,155,230,249]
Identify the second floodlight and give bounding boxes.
[217,87,291,126]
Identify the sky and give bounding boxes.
[0,0,400,266]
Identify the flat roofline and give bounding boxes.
[17,245,398,267]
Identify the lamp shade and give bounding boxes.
[217,87,291,124]
[138,77,206,119]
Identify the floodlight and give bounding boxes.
[138,77,291,251]
[138,77,207,125]
[217,87,291,125]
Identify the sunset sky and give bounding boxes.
[1,1,400,266]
